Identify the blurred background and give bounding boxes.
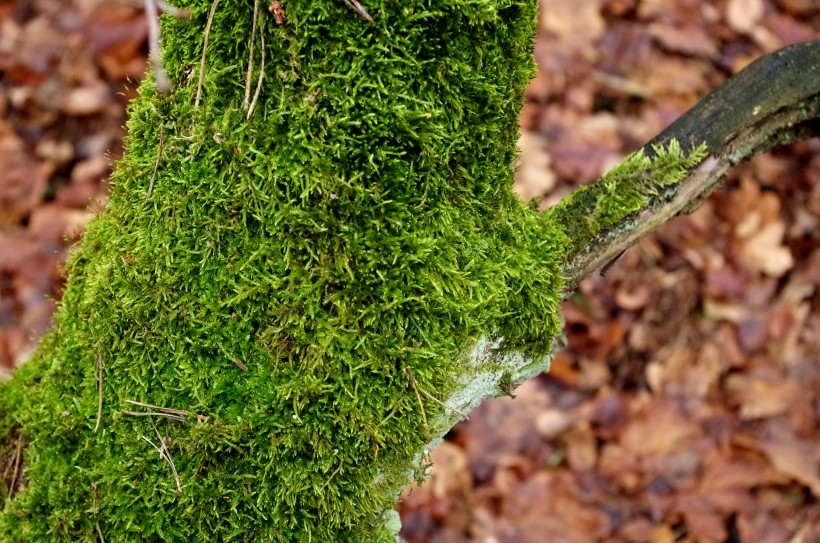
[1,1,818,541]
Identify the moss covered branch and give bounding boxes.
[557,40,820,292]
[0,1,818,541]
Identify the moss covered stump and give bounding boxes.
[0,0,721,538]
[0,1,568,540]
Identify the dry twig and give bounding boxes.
[406,365,468,424]
[123,410,187,422]
[122,399,189,422]
[6,434,22,499]
[406,366,430,442]
[144,0,171,92]
[124,400,189,415]
[94,352,104,432]
[342,0,374,23]
[91,483,106,542]
[141,418,182,492]
[195,0,221,109]
[243,0,260,110]
[146,126,164,198]
[1,438,14,485]
[246,30,265,119]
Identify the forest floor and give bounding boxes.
[1,1,818,542]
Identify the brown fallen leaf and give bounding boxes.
[515,130,556,202]
[0,133,51,227]
[540,0,605,44]
[561,422,598,472]
[457,381,552,484]
[59,81,112,116]
[740,220,795,277]
[492,471,612,543]
[648,22,719,58]
[726,376,803,420]
[726,0,764,34]
[620,399,702,457]
[759,422,820,497]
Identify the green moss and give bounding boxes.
[0,1,568,540]
[545,139,708,254]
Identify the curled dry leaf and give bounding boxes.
[0,133,51,227]
[535,408,574,440]
[515,130,556,201]
[58,81,112,116]
[726,0,765,34]
[727,376,804,420]
[740,221,795,277]
[540,0,605,44]
[492,471,612,543]
[760,423,820,497]
[620,399,701,457]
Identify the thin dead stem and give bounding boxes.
[92,483,106,542]
[420,387,468,419]
[122,399,189,422]
[342,0,374,22]
[7,434,22,499]
[123,410,186,422]
[94,352,103,432]
[195,0,220,110]
[92,482,99,515]
[142,418,182,492]
[1,440,14,485]
[144,0,171,92]
[406,365,469,422]
[406,366,430,442]
[124,400,189,416]
[146,126,164,198]
[246,30,265,120]
[125,401,185,491]
[243,0,260,110]
[156,0,190,18]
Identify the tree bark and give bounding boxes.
[0,0,818,540]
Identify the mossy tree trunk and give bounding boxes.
[1,1,819,540]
